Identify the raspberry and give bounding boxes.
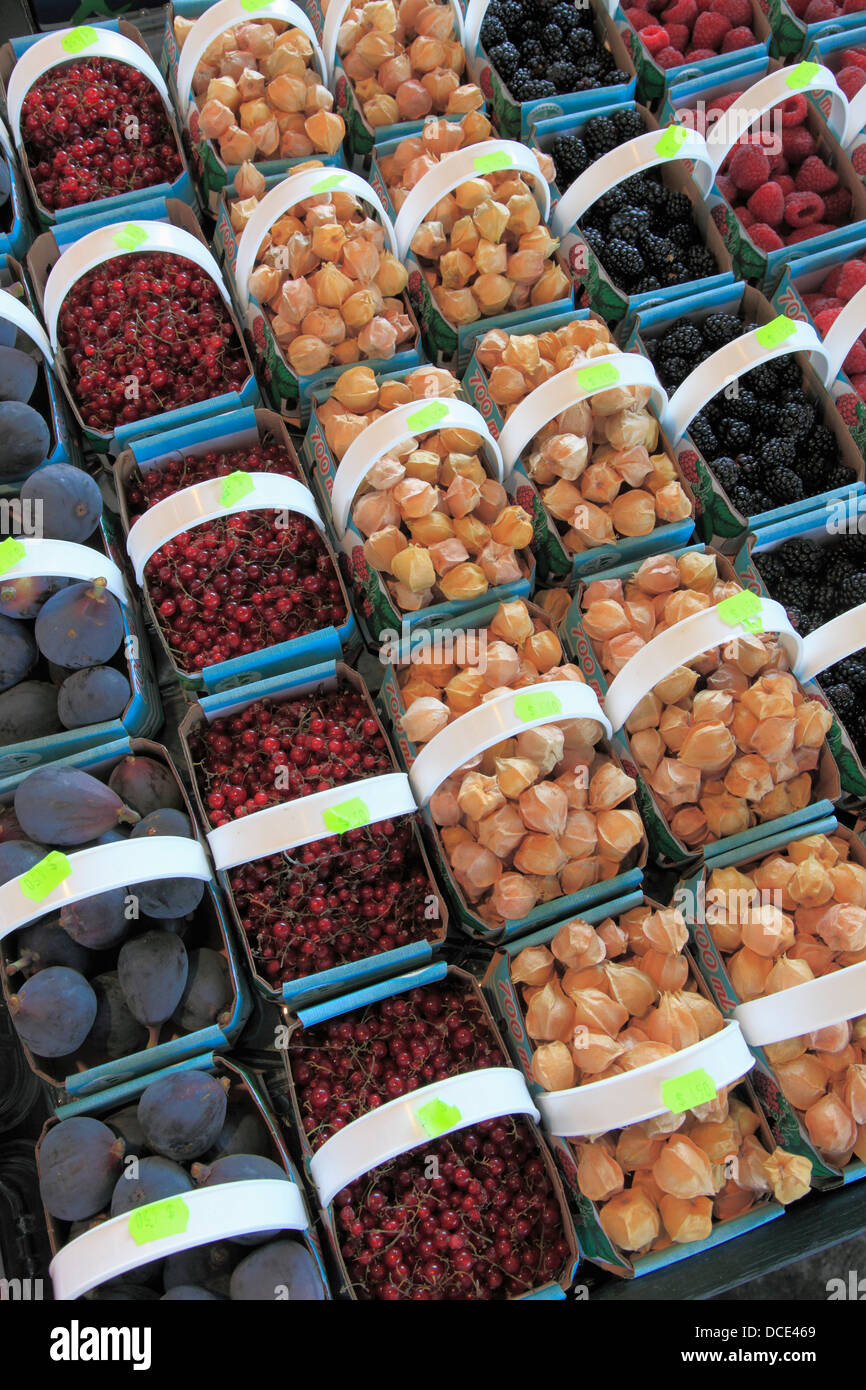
[785,189,826,226]
[767,150,788,174]
[843,0,866,12]
[716,172,736,202]
[692,9,732,42]
[747,180,784,226]
[804,0,837,19]
[786,223,835,244]
[787,0,809,13]
[844,339,866,374]
[821,264,845,296]
[837,259,866,300]
[711,0,752,20]
[778,94,808,126]
[730,143,770,191]
[625,6,657,24]
[749,223,784,251]
[813,306,843,335]
[736,206,756,227]
[849,373,866,401]
[666,22,690,46]
[641,23,671,51]
[662,0,698,21]
[838,65,866,98]
[722,25,757,47]
[782,127,816,162]
[775,174,795,196]
[823,186,852,222]
[841,47,866,70]
[795,155,839,193]
[655,43,686,64]
[685,45,717,56]
[802,293,844,314]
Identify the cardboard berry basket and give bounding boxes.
[0,115,36,262]
[37,1055,331,1302]
[623,282,866,550]
[0,255,83,495]
[26,200,260,457]
[0,516,163,778]
[771,236,866,454]
[0,737,253,1098]
[761,0,866,59]
[302,378,533,650]
[614,0,772,103]
[560,556,841,866]
[734,514,866,810]
[805,26,866,179]
[163,0,344,216]
[278,961,580,1299]
[545,117,734,329]
[397,672,648,943]
[368,137,573,370]
[112,406,360,695]
[463,0,636,141]
[216,165,423,425]
[0,21,196,231]
[464,342,698,590]
[481,887,786,1278]
[676,813,866,1186]
[176,660,449,1009]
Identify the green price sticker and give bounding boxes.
[114,224,148,252]
[407,400,449,433]
[416,1097,462,1137]
[322,796,370,834]
[755,315,796,351]
[61,25,98,53]
[241,0,274,8]
[786,61,820,89]
[660,1067,717,1115]
[577,360,620,393]
[717,589,764,635]
[0,537,26,575]
[128,1197,190,1246]
[18,851,72,903]
[473,150,514,175]
[220,471,255,508]
[310,174,345,193]
[655,124,688,159]
[513,690,562,722]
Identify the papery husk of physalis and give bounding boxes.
[687,1116,741,1165]
[816,903,866,952]
[550,918,600,970]
[659,706,692,754]
[763,954,814,995]
[400,695,449,743]
[804,1092,857,1156]
[613,1124,664,1173]
[842,1064,866,1124]
[679,990,724,1039]
[531,1039,575,1091]
[492,757,538,800]
[739,903,795,959]
[556,809,594,861]
[515,782,566,839]
[573,1030,625,1076]
[456,771,504,823]
[603,961,657,1016]
[489,870,538,919]
[577,1144,625,1202]
[513,833,567,877]
[672,806,711,848]
[657,1194,712,1245]
[761,1148,812,1205]
[639,908,686,956]
[598,1188,660,1252]
[764,1035,808,1067]
[429,779,461,827]
[524,977,575,1043]
[603,632,647,676]
[643,992,701,1051]
[641,949,689,993]
[563,983,627,1036]
[703,792,752,841]
[810,1020,852,1054]
[586,764,636,814]
[511,943,555,987]
[477,803,526,859]
[652,1135,716,1199]
[594,917,627,960]
[727,946,773,1003]
[597,809,644,861]
[630,729,665,776]
[774,1053,830,1110]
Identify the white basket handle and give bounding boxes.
[324,0,464,73]
[603,597,803,733]
[497,351,667,477]
[0,537,128,605]
[205,771,416,870]
[234,167,397,313]
[463,0,489,51]
[0,836,211,939]
[660,317,830,445]
[393,140,549,262]
[538,1019,753,1136]
[6,26,173,145]
[797,603,866,685]
[818,283,866,387]
[409,680,611,805]
[0,288,54,366]
[176,0,325,120]
[125,473,324,585]
[43,222,231,351]
[331,397,504,538]
[49,1178,309,1301]
[550,126,715,241]
[309,1067,538,1206]
[842,82,866,149]
[704,62,848,176]
[733,960,866,1046]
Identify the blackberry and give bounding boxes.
[550,61,580,91]
[609,208,650,239]
[713,458,740,491]
[730,485,757,514]
[584,116,618,159]
[734,454,761,484]
[834,657,866,687]
[841,533,866,565]
[551,2,580,28]
[663,190,693,221]
[612,108,645,140]
[497,0,524,34]
[809,424,838,460]
[827,464,855,490]
[658,355,689,384]
[634,276,662,293]
[762,438,796,470]
[669,223,696,250]
[774,356,802,390]
[593,187,627,217]
[783,540,827,578]
[778,577,813,614]
[480,15,508,48]
[796,455,835,491]
[609,69,632,84]
[777,399,815,438]
[685,246,718,279]
[552,134,589,186]
[689,414,718,456]
[703,313,743,347]
[824,683,856,721]
[767,468,805,504]
[602,239,645,284]
[509,68,533,98]
[572,75,600,90]
[660,263,690,287]
[743,362,778,395]
[728,388,759,422]
[812,582,841,617]
[568,28,596,56]
[522,39,546,74]
[639,231,679,268]
[489,41,520,77]
[542,22,564,43]
[622,173,653,202]
[523,78,557,97]
[581,224,605,256]
[721,419,752,451]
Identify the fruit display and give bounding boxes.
[576,551,834,850]
[182,678,445,994]
[622,0,763,73]
[333,0,483,130]
[284,971,575,1298]
[477,0,631,103]
[178,15,345,165]
[37,1061,329,1300]
[1,755,242,1085]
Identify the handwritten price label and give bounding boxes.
[660,1068,717,1115]
[0,537,26,575]
[128,1197,190,1246]
[755,315,796,351]
[407,401,450,433]
[18,852,72,903]
[718,590,764,635]
[416,1097,462,1137]
[513,690,562,722]
[473,150,514,175]
[577,361,620,392]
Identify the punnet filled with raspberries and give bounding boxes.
[624,0,762,73]
[798,253,866,403]
[286,973,574,1298]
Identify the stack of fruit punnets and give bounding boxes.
[0,758,230,1078]
[645,312,856,516]
[184,681,443,990]
[333,0,483,131]
[623,0,762,73]
[38,1065,328,1300]
[119,434,348,678]
[701,832,866,1168]
[285,971,575,1298]
[506,905,811,1256]
[180,15,345,165]
[314,363,532,614]
[796,252,866,403]
[578,551,834,849]
[477,0,631,103]
[475,328,693,555]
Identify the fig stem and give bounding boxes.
[145,1025,161,1048]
